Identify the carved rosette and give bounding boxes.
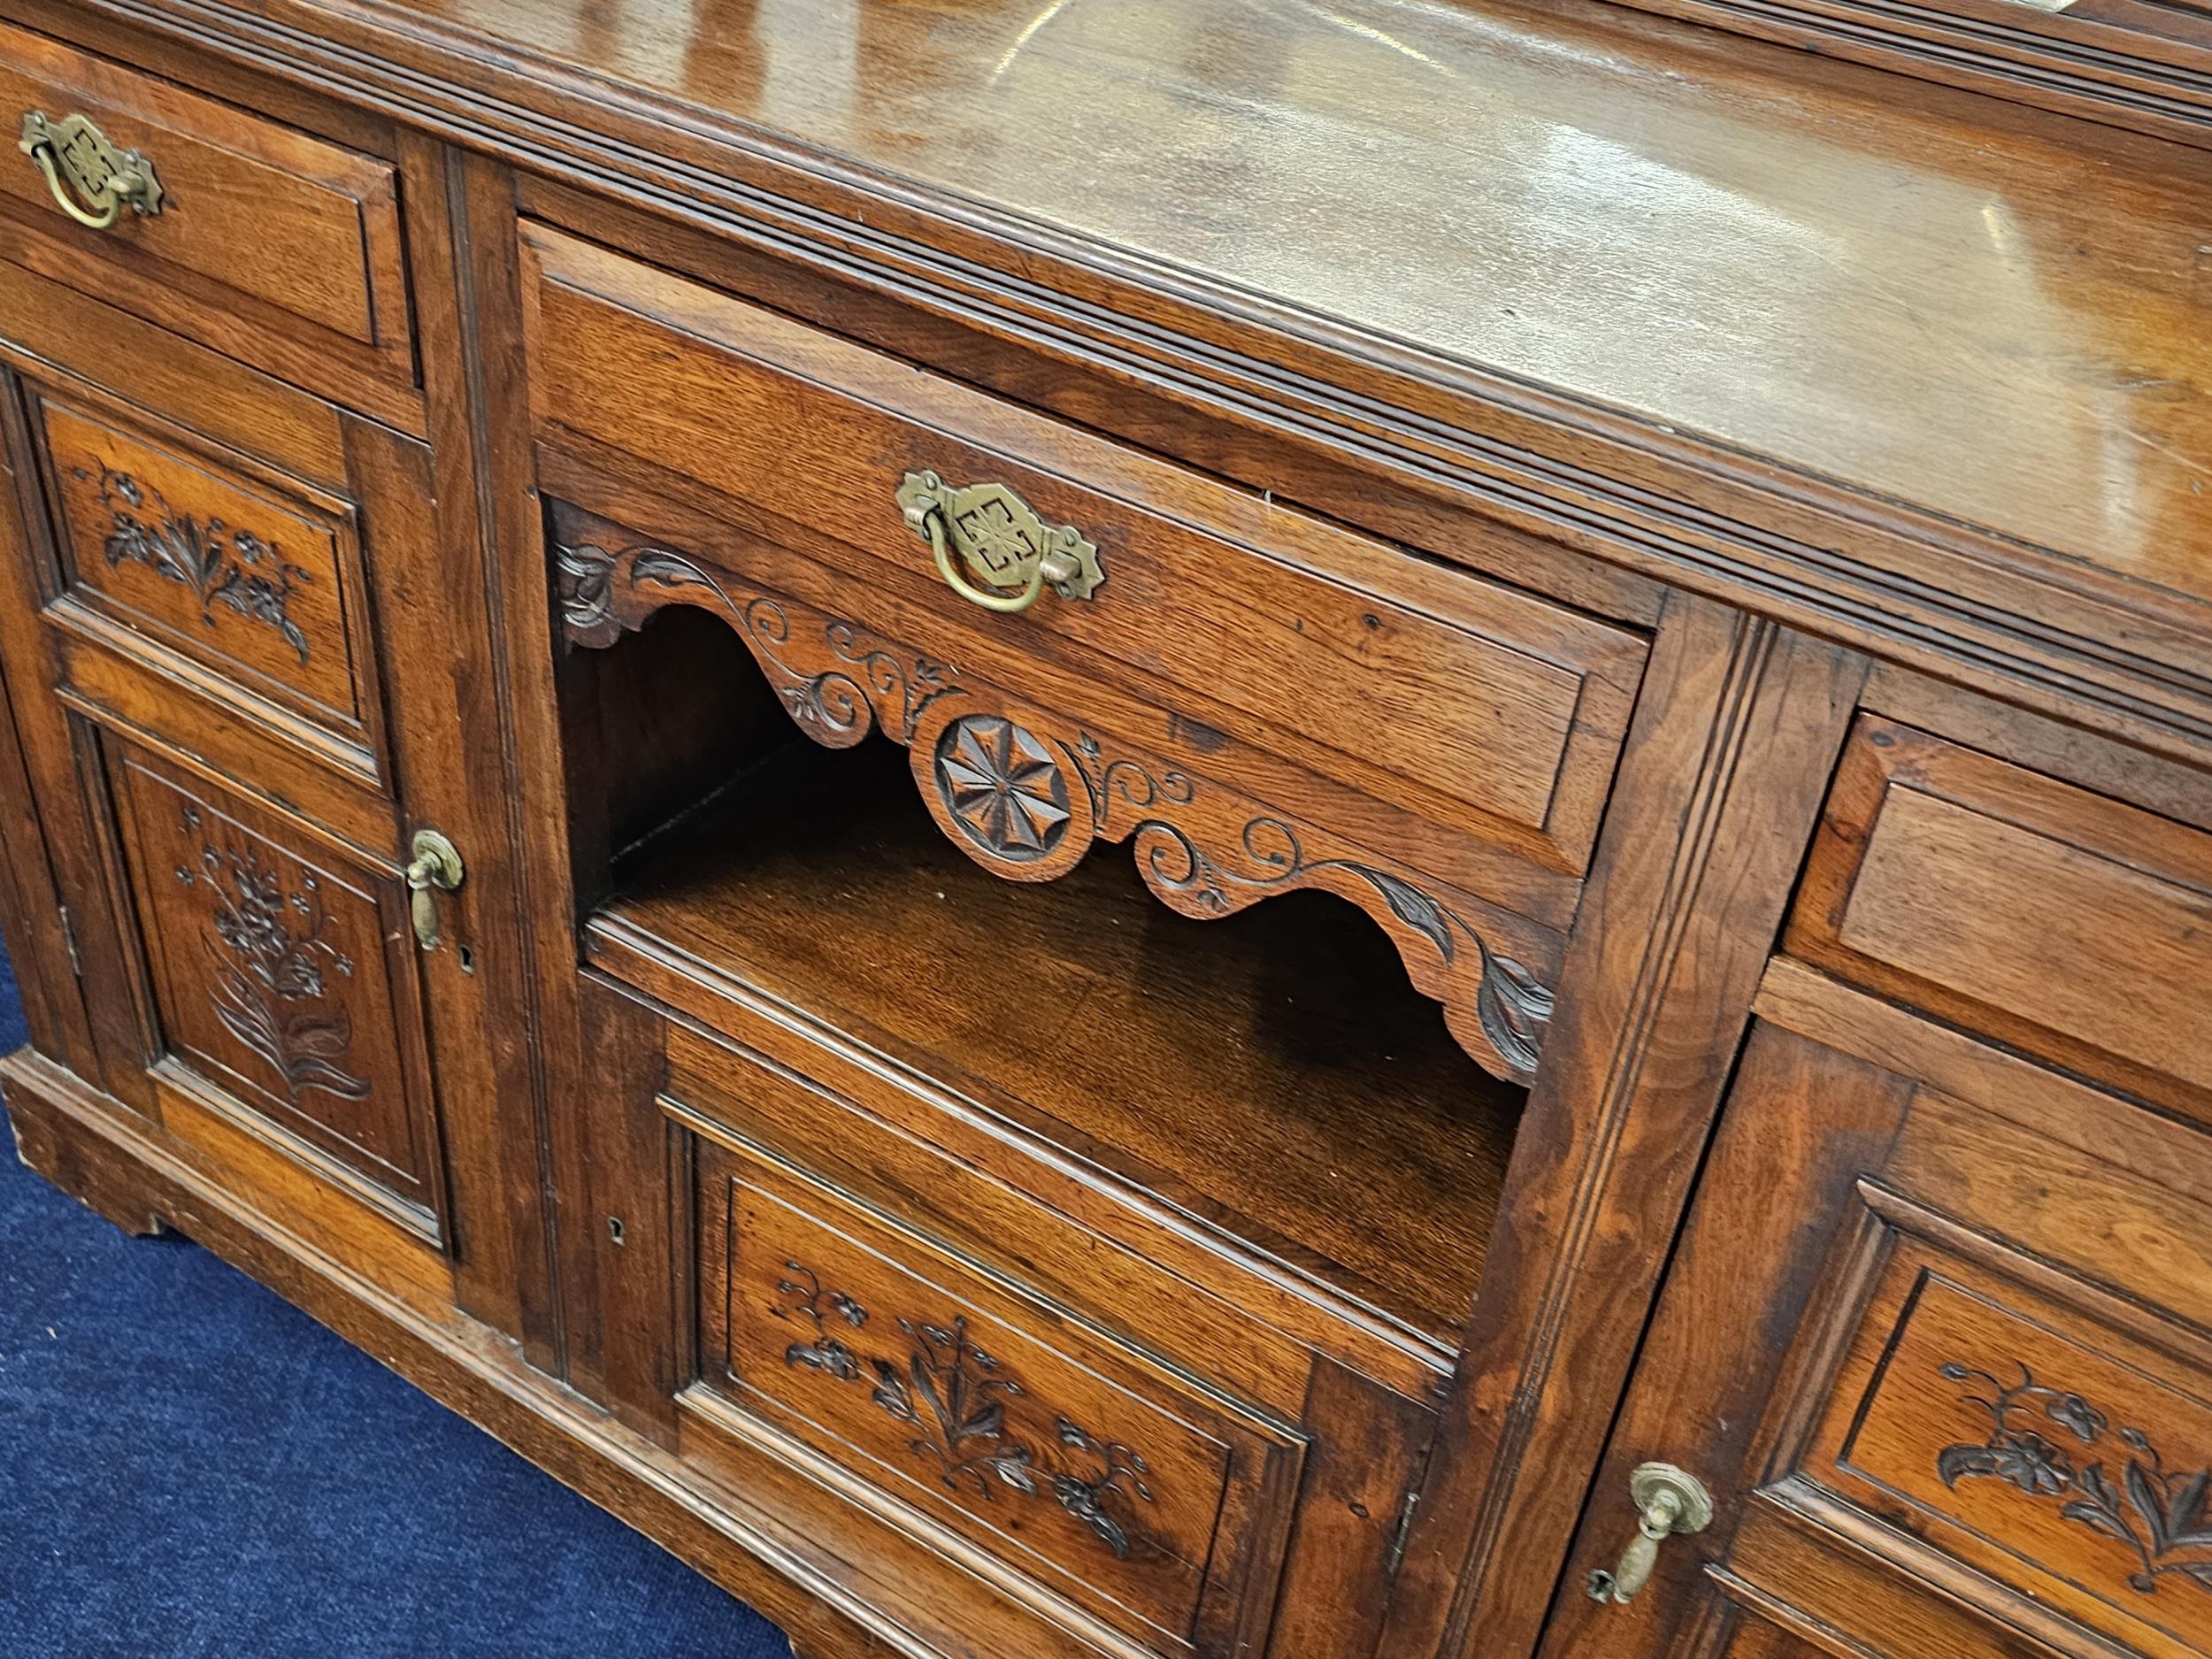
[933,716,1075,863]
[551,525,1558,1083]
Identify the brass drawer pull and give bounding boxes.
[897,470,1104,615]
[18,110,165,230]
[404,829,465,952]
[1586,1463,1713,1604]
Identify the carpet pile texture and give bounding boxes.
[0,940,788,1656]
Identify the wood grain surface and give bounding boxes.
[447,0,2212,603]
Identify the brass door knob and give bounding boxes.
[896,470,1104,614]
[404,830,465,952]
[19,110,164,230]
[1586,1463,1714,1605]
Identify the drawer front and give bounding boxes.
[30,380,372,745]
[689,1128,1304,1659]
[107,744,446,1235]
[1542,977,2212,1659]
[12,357,393,817]
[1787,717,2212,1125]
[0,21,413,403]
[520,223,1646,884]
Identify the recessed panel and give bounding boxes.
[111,747,442,1233]
[1788,718,2212,1126]
[691,1132,1302,1657]
[36,390,368,736]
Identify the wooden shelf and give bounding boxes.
[594,738,1525,1347]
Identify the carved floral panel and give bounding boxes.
[695,1139,1302,1654]
[114,751,440,1222]
[38,394,365,728]
[1804,1231,2212,1654]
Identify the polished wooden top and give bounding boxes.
[391,0,2212,609]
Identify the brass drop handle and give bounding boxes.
[919,502,1048,613]
[404,830,465,953]
[896,470,1105,616]
[1587,1463,1714,1605]
[19,111,165,231]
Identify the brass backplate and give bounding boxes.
[898,471,1105,603]
[19,110,165,217]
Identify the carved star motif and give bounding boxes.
[934,715,1071,862]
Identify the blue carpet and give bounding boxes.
[0,941,788,1657]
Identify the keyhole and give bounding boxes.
[607,1217,626,1246]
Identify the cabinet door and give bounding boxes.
[0,287,535,1331]
[1539,976,2212,1659]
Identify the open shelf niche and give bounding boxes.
[559,591,1532,1351]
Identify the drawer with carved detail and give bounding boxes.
[0,19,416,419]
[678,1118,1310,1659]
[569,933,1448,1659]
[526,223,1651,1086]
[520,219,1647,885]
[21,367,388,795]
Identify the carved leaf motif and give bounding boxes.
[631,550,717,593]
[2131,1461,2192,1555]
[993,1459,1041,1495]
[785,1339,861,1380]
[2062,1470,2136,1546]
[555,541,617,633]
[82,466,315,664]
[1358,867,1455,962]
[869,1357,916,1422]
[1478,954,1555,1076]
[2163,1471,2212,1550]
[1934,1361,2212,1598]
[1938,1443,2006,1488]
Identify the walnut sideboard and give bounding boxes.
[4,3,2211,1656]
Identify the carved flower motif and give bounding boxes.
[2049,1394,2109,1444]
[933,715,1071,863]
[1936,1361,2212,1599]
[186,812,365,1102]
[79,465,315,664]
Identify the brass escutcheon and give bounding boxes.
[896,470,1104,614]
[19,110,165,230]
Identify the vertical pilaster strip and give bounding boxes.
[1382,592,1867,1659]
